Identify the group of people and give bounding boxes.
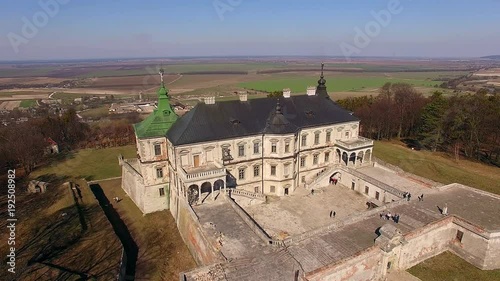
[329,177,339,185]
[403,192,425,202]
[329,211,336,218]
[380,212,400,223]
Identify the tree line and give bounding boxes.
[0,108,137,175]
[337,83,500,165]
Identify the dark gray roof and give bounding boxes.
[167,94,359,146]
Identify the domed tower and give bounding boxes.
[122,68,179,213]
[316,63,329,98]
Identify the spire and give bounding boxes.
[316,63,329,98]
[318,62,326,86]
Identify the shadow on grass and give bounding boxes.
[89,183,138,280]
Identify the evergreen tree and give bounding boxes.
[418,92,448,151]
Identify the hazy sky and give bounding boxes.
[1,0,499,60]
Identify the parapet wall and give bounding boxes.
[176,198,224,266]
[121,159,146,213]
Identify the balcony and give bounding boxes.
[178,163,227,183]
[335,136,374,151]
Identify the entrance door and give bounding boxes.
[284,187,289,195]
[351,182,355,190]
[193,155,200,167]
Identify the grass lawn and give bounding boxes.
[31,145,136,181]
[408,251,500,281]
[373,141,500,195]
[19,99,37,108]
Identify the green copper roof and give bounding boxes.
[134,82,178,139]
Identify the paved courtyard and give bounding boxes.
[244,184,369,238]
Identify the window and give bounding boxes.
[270,165,277,176]
[375,191,380,200]
[154,144,162,156]
[300,157,306,167]
[271,142,277,153]
[314,132,320,145]
[253,142,260,154]
[456,230,464,243]
[326,131,331,142]
[254,165,260,177]
[351,182,355,190]
[301,135,307,146]
[324,152,330,162]
[156,167,163,178]
[301,176,305,183]
[285,143,290,153]
[255,186,260,193]
[345,131,350,139]
[313,154,319,165]
[270,186,276,193]
[238,168,245,180]
[284,164,290,176]
[238,144,245,157]
[159,187,165,197]
[365,186,369,195]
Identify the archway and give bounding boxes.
[357,151,364,165]
[200,182,212,203]
[349,152,356,166]
[329,172,341,185]
[336,149,342,164]
[214,180,224,191]
[365,149,372,163]
[342,152,348,166]
[187,185,199,205]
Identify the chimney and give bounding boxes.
[239,93,248,102]
[307,86,316,96]
[283,88,291,98]
[204,96,215,104]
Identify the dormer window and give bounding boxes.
[305,110,315,118]
[230,119,241,125]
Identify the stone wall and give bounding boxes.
[305,247,383,281]
[120,159,145,212]
[175,198,224,266]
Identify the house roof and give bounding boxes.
[166,94,359,146]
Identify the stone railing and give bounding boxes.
[306,165,338,189]
[223,193,285,247]
[343,166,405,198]
[178,167,226,182]
[373,157,443,188]
[335,136,374,150]
[229,189,267,201]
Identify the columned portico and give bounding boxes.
[335,137,374,168]
[177,164,227,205]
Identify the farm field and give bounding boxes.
[20,99,36,108]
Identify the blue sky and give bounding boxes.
[1,0,499,60]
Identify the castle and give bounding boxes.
[120,66,500,280]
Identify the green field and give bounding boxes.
[31,145,136,181]
[239,75,442,92]
[373,141,500,195]
[408,251,500,281]
[19,99,36,108]
[80,106,110,118]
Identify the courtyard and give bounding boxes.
[244,183,370,238]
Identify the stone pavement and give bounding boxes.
[386,271,422,281]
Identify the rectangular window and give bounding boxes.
[365,186,369,195]
[313,154,319,165]
[154,144,162,156]
[156,167,163,178]
[345,131,350,139]
[270,186,276,193]
[301,135,307,147]
[271,142,277,153]
[253,142,259,154]
[254,165,260,177]
[324,152,330,162]
[270,165,277,176]
[351,182,355,190]
[300,157,306,167]
[326,132,331,142]
[159,187,165,197]
[238,145,245,157]
[285,143,290,153]
[301,176,305,183]
[456,230,464,243]
[314,133,320,145]
[375,191,380,200]
[255,186,259,193]
[238,168,245,180]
